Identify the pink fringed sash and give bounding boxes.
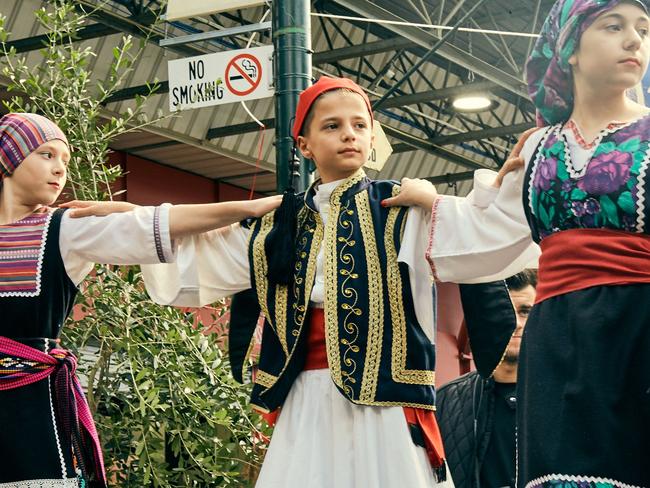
[0,336,106,487]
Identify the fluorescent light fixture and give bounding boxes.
[452,95,492,112]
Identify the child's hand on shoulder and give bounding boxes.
[381,178,438,210]
[246,195,283,217]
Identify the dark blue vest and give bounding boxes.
[245,170,436,412]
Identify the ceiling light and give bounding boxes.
[452,95,493,112]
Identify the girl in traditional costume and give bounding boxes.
[389,1,650,486]
[0,112,280,487]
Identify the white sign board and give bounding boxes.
[364,121,393,172]
[168,45,274,112]
[166,0,266,21]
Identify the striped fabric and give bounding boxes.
[0,113,68,178]
[0,207,52,297]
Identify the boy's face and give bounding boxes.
[297,91,373,183]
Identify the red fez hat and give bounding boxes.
[292,76,373,140]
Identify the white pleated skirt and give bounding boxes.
[256,369,455,488]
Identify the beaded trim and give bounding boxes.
[525,473,642,488]
[0,208,53,297]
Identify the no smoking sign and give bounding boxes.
[225,53,263,97]
[168,45,274,111]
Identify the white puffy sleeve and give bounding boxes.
[59,204,175,286]
[425,129,547,283]
[398,206,436,343]
[140,223,252,307]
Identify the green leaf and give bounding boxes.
[617,137,641,154]
[537,202,551,228]
[599,195,620,226]
[557,158,569,181]
[593,141,617,156]
[617,191,636,215]
[570,188,587,200]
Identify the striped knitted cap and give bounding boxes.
[0,113,69,178]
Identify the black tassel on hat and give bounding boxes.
[264,146,301,286]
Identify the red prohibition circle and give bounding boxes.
[225,53,263,96]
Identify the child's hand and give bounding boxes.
[493,127,537,188]
[60,200,138,218]
[381,178,438,210]
[245,195,283,217]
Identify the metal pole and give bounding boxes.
[273,0,312,193]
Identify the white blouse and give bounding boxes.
[426,125,609,284]
[58,204,175,285]
[141,179,437,342]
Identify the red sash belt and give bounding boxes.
[536,229,650,303]
[0,336,106,487]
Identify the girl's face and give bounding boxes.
[570,2,650,92]
[3,139,69,206]
[297,91,373,183]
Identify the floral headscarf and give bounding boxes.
[526,0,649,127]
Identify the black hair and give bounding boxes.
[505,269,538,291]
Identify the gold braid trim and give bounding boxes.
[252,212,276,329]
[338,199,360,396]
[356,192,385,402]
[255,370,278,389]
[323,169,367,391]
[275,285,289,356]
[385,186,436,386]
[255,211,325,394]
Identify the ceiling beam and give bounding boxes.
[313,36,417,65]
[329,0,529,99]
[428,121,534,146]
[378,80,498,109]
[4,23,119,53]
[380,124,490,170]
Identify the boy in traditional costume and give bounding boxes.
[141,77,456,487]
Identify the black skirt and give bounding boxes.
[517,283,650,487]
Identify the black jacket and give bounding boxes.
[437,280,518,488]
[436,371,496,488]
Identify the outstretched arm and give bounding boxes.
[61,195,282,240]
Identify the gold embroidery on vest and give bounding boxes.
[338,198,361,396]
[323,170,366,392]
[275,285,289,356]
[385,186,436,386]
[291,208,319,345]
[255,370,278,389]
[356,192,385,402]
[252,212,275,329]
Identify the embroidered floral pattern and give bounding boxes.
[529,117,650,239]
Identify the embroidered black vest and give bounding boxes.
[244,171,436,412]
